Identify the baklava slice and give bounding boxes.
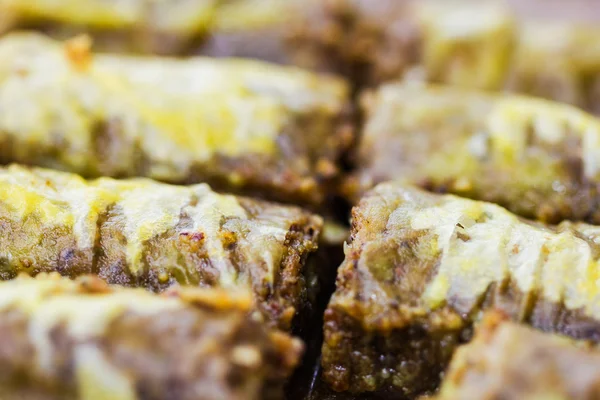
[323,182,600,397]
[350,84,600,223]
[0,274,302,400]
[434,312,600,400]
[0,165,322,331]
[0,32,352,207]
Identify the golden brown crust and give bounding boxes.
[0,165,322,331]
[322,183,600,397]
[0,32,352,207]
[434,313,600,400]
[0,274,303,400]
[351,84,600,224]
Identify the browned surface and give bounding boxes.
[96,198,322,332]
[0,275,302,400]
[322,183,600,398]
[284,0,419,90]
[0,166,323,332]
[349,84,600,224]
[433,313,600,400]
[0,33,353,208]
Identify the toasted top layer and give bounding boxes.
[0,31,346,161]
[361,83,600,179]
[0,273,303,400]
[436,313,600,399]
[0,33,349,204]
[0,165,322,326]
[332,182,600,331]
[353,83,600,223]
[0,273,252,337]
